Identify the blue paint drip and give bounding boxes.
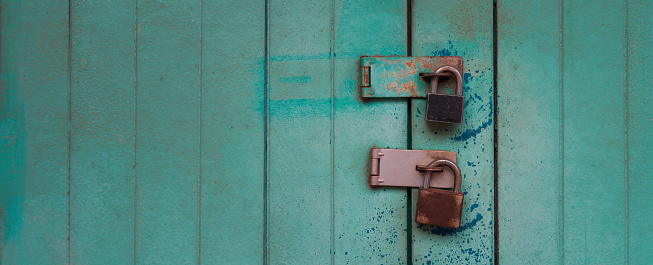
[420,213,484,236]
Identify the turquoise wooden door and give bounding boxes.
[0,0,650,264]
[496,1,653,264]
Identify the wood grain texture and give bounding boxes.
[0,0,70,263]
[200,0,266,263]
[496,0,562,263]
[266,0,335,263]
[69,0,136,263]
[135,0,201,263]
[333,0,408,263]
[627,0,653,263]
[411,0,495,263]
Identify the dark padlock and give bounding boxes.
[415,159,463,228]
[425,65,464,124]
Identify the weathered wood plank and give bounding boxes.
[333,0,408,263]
[200,0,266,263]
[135,0,201,263]
[0,0,70,263]
[411,0,495,263]
[266,0,334,263]
[562,0,627,263]
[69,1,136,263]
[496,0,562,263]
[628,1,653,263]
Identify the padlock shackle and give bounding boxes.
[422,159,461,192]
[430,65,463,96]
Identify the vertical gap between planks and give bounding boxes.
[623,0,629,262]
[492,0,499,264]
[133,0,139,262]
[558,0,565,262]
[67,0,72,263]
[263,0,270,263]
[405,0,413,264]
[329,0,336,263]
[198,0,203,264]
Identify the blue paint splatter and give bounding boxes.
[469,203,479,212]
[463,73,473,87]
[432,48,455,56]
[451,118,492,142]
[431,41,458,56]
[420,213,484,236]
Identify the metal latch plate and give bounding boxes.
[361,56,463,98]
[369,148,457,188]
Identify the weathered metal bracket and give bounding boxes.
[360,56,463,98]
[369,148,457,188]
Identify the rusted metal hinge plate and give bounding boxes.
[369,148,457,188]
[360,56,463,98]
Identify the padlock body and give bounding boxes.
[415,188,464,228]
[426,93,464,124]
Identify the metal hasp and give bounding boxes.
[360,56,463,98]
[369,148,457,188]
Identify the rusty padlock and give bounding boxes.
[415,159,463,228]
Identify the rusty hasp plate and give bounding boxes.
[369,148,457,188]
[360,56,463,98]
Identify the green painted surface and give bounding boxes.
[70,0,136,263]
[562,1,626,262]
[411,0,495,263]
[498,0,653,264]
[200,0,266,263]
[496,0,562,263]
[627,1,653,263]
[266,1,334,263]
[135,0,201,263]
[0,0,70,263]
[2,0,653,264]
[333,1,408,263]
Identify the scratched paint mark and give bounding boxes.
[418,213,483,236]
[279,75,311,84]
